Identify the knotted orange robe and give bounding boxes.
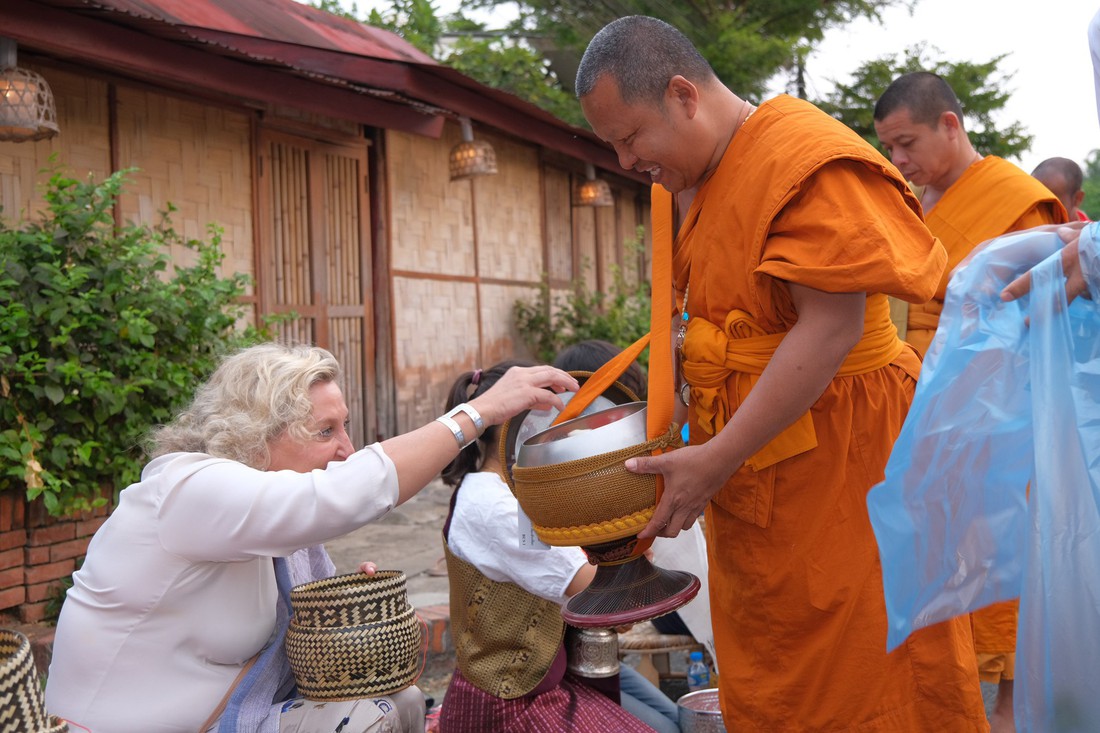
[669,95,988,731]
[907,156,1067,355]
[911,156,1066,682]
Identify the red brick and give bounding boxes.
[24,546,49,566]
[0,529,26,552]
[24,559,74,585]
[50,537,90,563]
[18,601,51,624]
[0,495,13,533]
[75,515,108,538]
[26,580,66,604]
[0,547,22,570]
[0,586,25,611]
[0,567,22,591]
[416,604,451,654]
[27,523,76,546]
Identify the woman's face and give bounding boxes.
[267,380,354,472]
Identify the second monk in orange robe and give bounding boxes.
[875,71,1067,733]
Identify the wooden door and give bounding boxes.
[257,130,376,446]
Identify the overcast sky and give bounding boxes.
[344,0,1100,172]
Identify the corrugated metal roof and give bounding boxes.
[64,0,436,65]
[14,0,645,181]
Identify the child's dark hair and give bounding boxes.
[552,339,647,399]
[441,358,537,488]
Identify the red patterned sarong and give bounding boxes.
[438,669,657,733]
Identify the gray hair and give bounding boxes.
[575,16,716,104]
[148,342,341,469]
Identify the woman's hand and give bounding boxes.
[358,561,378,575]
[468,365,579,425]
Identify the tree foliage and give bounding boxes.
[445,31,587,127]
[513,227,650,364]
[0,168,269,515]
[815,44,1032,160]
[462,0,905,100]
[1081,149,1100,221]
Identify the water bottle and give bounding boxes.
[686,650,710,691]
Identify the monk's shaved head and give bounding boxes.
[874,72,965,129]
[576,15,717,104]
[1032,156,1083,193]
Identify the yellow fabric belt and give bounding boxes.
[906,303,942,332]
[681,298,904,470]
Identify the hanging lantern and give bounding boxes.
[449,117,497,181]
[575,162,613,207]
[0,38,59,143]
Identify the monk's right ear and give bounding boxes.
[666,75,699,119]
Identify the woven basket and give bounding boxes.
[285,606,422,700]
[0,630,68,733]
[291,570,410,628]
[512,428,680,546]
[285,572,422,700]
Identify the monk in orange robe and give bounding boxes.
[874,72,1067,733]
[577,17,988,732]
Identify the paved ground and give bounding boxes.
[325,478,452,609]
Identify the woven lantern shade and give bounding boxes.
[449,116,497,181]
[575,163,613,207]
[0,39,58,143]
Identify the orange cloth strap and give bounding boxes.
[647,184,675,443]
[681,294,904,471]
[552,184,676,444]
[551,333,650,426]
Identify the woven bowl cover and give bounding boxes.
[511,428,680,546]
[285,606,422,700]
[0,630,68,733]
[291,570,409,628]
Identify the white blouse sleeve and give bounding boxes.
[152,445,399,560]
[448,472,587,606]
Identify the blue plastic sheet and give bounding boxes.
[867,224,1100,731]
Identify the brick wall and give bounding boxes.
[0,492,112,623]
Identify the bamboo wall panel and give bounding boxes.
[617,194,643,285]
[325,154,362,307]
[479,283,538,366]
[115,87,253,281]
[386,127,474,276]
[543,166,573,284]
[270,142,313,310]
[392,276,479,431]
[572,206,598,291]
[329,317,366,448]
[596,200,618,287]
[0,66,110,224]
[474,134,542,283]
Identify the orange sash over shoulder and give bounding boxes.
[908,157,1066,349]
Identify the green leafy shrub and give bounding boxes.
[0,168,265,515]
[513,227,651,364]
